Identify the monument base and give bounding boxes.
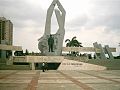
[13,56,64,70]
[58,59,106,70]
[12,56,106,70]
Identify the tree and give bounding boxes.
[25,49,29,55]
[65,36,83,56]
[65,36,83,47]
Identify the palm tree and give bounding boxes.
[65,36,82,47]
[65,36,83,56]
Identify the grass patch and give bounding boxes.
[85,59,120,70]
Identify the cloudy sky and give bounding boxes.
[0,0,120,55]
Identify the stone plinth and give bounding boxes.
[62,47,100,52]
[62,47,116,53]
[26,56,64,63]
[13,56,27,62]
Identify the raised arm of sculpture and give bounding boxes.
[57,0,66,18]
[44,0,66,35]
[55,0,66,28]
[44,0,57,35]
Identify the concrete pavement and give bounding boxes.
[0,70,120,90]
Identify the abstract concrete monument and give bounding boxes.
[93,42,106,59]
[93,42,114,60]
[38,0,66,56]
[104,45,114,60]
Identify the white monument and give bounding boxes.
[93,42,115,60]
[38,0,66,56]
[104,45,114,59]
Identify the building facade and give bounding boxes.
[0,17,13,59]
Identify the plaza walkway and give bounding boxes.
[0,70,120,90]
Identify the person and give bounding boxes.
[45,62,48,70]
[42,62,45,72]
[48,34,54,52]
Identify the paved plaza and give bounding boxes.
[0,70,120,90]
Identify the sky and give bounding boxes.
[0,0,120,55]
